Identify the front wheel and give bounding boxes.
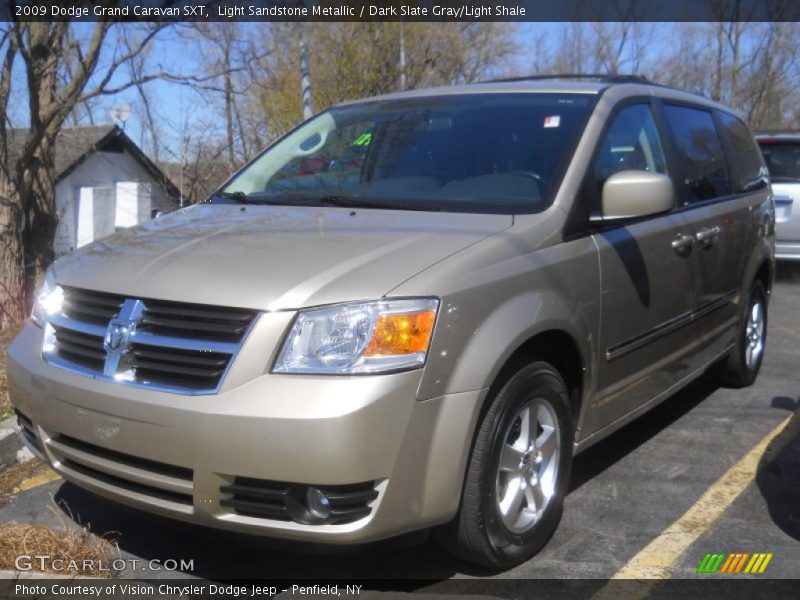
[713,280,768,388]
[438,361,573,568]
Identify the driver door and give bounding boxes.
[588,103,699,433]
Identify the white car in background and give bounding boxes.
[757,133,800,261]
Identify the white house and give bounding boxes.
[12,125,179,256]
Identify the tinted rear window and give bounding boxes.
[663,105,732,204]
[757,140,800,182]
[719,113,768,192]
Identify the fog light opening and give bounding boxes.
[305,487,331,521]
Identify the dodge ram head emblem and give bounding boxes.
[104,319,133,355]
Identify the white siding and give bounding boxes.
[54,149,176,256]
[75,187,93,249]
[115,181,140,228]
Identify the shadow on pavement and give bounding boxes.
[775,261,800,283]
[53,482,481,581]
[755,396,800,540]
[569,374,719,493]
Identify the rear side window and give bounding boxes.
[758,140,800,182]
[663,105,732,204]
[719,112,767,192]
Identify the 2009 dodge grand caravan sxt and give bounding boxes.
[9,76,774,568]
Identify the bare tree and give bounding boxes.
[0,22,171,326]
[656,21,800,128]
[189,23,272,171]
[250,22,517,139]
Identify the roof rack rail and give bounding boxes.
[481,73,651,85]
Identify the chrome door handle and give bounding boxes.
[695,225,721,248]
[672,233,694,255]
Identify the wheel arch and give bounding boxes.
[754,258,774,296]
[484,330,586,427]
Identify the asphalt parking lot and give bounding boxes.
[2,264,799,592]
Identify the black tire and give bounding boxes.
[713,280,768,388]
[437,361,574,568]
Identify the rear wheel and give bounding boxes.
[438,361,573,568]
[713,280,768,388]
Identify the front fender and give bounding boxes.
[403,236,601,421]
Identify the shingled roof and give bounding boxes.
[8,125,179,199]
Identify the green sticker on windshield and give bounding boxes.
[352,132,372,147]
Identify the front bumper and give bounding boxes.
[8,322,484,543]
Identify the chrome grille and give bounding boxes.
[52,325,105,370]
[130,343,232,390]
[139,299,254,342]
[43,287,258,394]
[62,287,125,325]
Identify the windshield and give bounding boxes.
[219,93,595,213]
[758,140,800,182]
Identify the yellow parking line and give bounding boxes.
[608,414,789,580]
[12,469,62,493]
[592,413,792,596]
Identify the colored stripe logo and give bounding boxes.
[697,552,773,574]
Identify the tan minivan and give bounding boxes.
[8,75,774,568]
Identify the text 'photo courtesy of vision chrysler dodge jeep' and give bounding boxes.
[8,75,774,568]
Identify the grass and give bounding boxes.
[0,325,20,421]
[0,458,119,577]
[0,459,54,507]
[0,519,119,577]
[0,325,119,578]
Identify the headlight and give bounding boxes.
[273,298,438,374]
[31,269,64,327]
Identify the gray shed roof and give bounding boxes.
[8,125,179,199]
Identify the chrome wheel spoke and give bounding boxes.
[536,426,556,458]
[518,406,534,448]
[744,299,765,368]
[525,480,546,513]
[499,478,525,521]
[499,443,525,472]
[495,397,561,534]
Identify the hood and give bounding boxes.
[54,204,512,311]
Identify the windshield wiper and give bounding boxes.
[212,192,313,206]
[317,195,441,211]
[212,191,250,204]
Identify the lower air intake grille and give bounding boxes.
[15,410,42,455]
[220,478,379,525]
[47,433,194,508]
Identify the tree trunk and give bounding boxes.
[14,138,58,317]
[0,177,27,327]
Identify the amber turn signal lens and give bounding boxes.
[363,310,436,356]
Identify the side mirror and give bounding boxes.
[595,171,674,223]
